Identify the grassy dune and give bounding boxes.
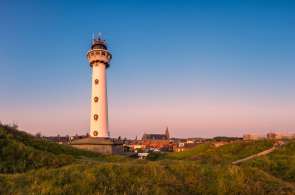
[0,125,124,173]
[244,140,295,183]
[149,139,274,163]
[1,160,294,194]
[0,125,294,194]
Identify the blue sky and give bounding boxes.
[0,0,294,138]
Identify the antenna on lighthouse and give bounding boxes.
[92,32,103,42]
[92,32,95,44]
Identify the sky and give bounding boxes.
[0,0,294,138]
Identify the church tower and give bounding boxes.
[165,127,170,139]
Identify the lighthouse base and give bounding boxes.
[70,137,123,155]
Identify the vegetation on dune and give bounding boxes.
[1,125,101,157]
[0,125,294,194]
[207,140,274,163]
[150,140,274,163]
[0,125,123,173]
[1,161,295,195]
[0,125,73,173]
[244,140,295,183]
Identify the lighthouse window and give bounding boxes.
[93,131,98,136]
[94,97,99,102]
[94,79,99,84]
[95,51,99,55]
[101,51,106,56]
[94,114,98,120]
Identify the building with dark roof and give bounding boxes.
[142,127,170,140]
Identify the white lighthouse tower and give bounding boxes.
[86,36,112,138]
[71,37,122,154]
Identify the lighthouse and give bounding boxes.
[71,37,122,154]
[86,36,112,138]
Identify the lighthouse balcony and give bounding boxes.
[87,49,112,67]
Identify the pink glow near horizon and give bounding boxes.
[1,94,294,138]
